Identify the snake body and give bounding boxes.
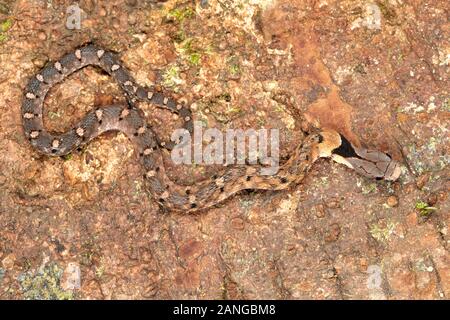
[22,44,401,212]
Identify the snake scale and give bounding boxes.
[22,44,401,212]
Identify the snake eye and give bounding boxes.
[375,177,383,181]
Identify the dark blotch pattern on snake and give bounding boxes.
[22,44,402,213]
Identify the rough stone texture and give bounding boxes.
[0,0,448,299]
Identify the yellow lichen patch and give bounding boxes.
[370,220,398,243]
[0,18,13,42]
[18,263,74,300]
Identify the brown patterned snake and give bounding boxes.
[22,44,401,212]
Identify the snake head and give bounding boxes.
[316,129,402,181]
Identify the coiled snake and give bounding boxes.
[22,44,401,212]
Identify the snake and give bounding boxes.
[22,44,402,212]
